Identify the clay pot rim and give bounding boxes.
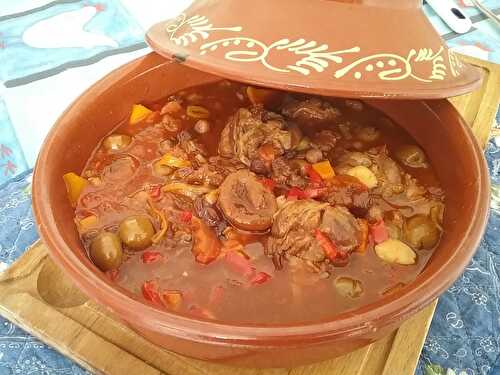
[32,55,490,347]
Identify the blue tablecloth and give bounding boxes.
[0,1,499,374]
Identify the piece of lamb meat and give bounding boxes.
[281,97,341,126]
[334,146,444,217]
[177,130,208,157]
[182,156,245,187]
[335,146,403,197]
[267,200,361,271]
[310,129,339,152]
[218,169,278,232]
[271,157,309,189]
[218,106,292,167]
[319,175,371,215]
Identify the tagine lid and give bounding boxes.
[146,0,482,99]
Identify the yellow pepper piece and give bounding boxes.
[312,160,336,180]
[63,172,88,206]
[78,215,98,233]
[129,104,152,125]
[159,153,191,169]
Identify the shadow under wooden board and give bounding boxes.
[0,55,498,375]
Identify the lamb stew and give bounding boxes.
[64,81,445,324]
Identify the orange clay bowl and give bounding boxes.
[32,53,489,368]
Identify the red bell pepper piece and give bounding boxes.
[314,229,339,261]
[303,186,328,199]
[142,279,162,305]
[224,251,256,279]
[260,178,276,191]
[180,211,193,223]
[370,220,389,244]
[306,164,323,183]
[250,272,272,285]
[287,187,307,200]
[141,251,163,264]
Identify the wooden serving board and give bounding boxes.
[0,55,498,375]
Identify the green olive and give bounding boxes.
[355,126,380,142]
[395,145,428,168]
[90,232,123,271]
[153,160,173,176]
[118,216,155,251]
[335,277,363,298]
[103,134,132,151]
[404,214,440,249]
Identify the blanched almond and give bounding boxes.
[375,239,416,265]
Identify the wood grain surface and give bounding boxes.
[0,54,498,375]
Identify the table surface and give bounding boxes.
[0,1,499,374]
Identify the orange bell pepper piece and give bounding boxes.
[63,172,88,206]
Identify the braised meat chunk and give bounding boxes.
[281,97,341,126]
[181,156,245,187]
[322,175,371,214]
[268,200,361,271]
[218,106,293,167]
[334,146,443,217]
[218,169,278,231]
